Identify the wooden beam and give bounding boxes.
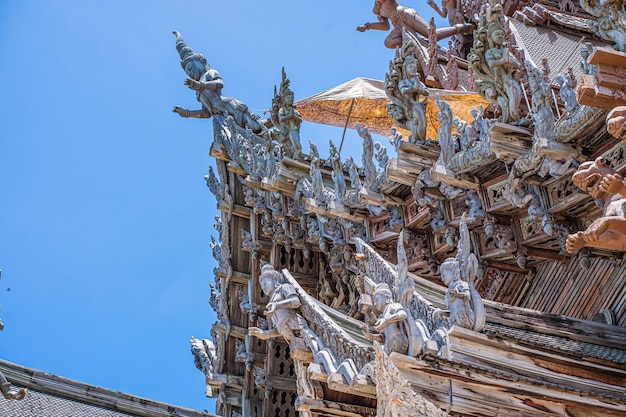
[430,163,479,191]
[386,157,417,186]
[265,375,297,392]
[589,46,626,68]
[391,348,626,415]
[576,74,626,110]
[295,396,376,417]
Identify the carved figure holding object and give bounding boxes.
[366,283,410,355]
[248,264,322,357]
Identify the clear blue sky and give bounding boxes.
[0,1,441,412]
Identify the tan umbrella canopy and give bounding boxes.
[295,77,489,142]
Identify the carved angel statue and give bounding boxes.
[437,215,485,331]
[357,0,472,48]
[361,231,437,357]
[566,157,626,253]
[172,31,263,133]
[270,68,302,158]
[367,283,410,354]
[248,264,321,354]
[398,54,430,144]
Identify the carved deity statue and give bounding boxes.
[435,95,458,165]
[357,0,473,48]
[566,157,626,253]
[580,42,597,76]
[526,61,555,139]
[440,258,476,329]
[329,141,347,202]
[437,216,486,331]
[248,264,321,353]
[484,22,522,124]
[556,73,579,114]
[172,32,263,133]
[398,54,430,144]
[270,68,302,158]
[370,283,410,355]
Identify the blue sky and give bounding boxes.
[0,1,441,412]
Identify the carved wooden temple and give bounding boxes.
[179,1,626,416]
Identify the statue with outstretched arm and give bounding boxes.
[357,0,473,48]
[172,31,263,133]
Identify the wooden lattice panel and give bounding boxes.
[278,246,318,277]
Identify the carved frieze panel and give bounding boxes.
[545,175,588,216]
[448,195,467,222]
[402,197,430,228]
[556,196,599,218]
[431,232,457,259]
[601,142,626,173]
[229,283,249,328]
[368,213,400,242]
[343,220,367,245]
[405,231,432,275]
[475,268,507,300]
[478,223,516,259]
[519,215,544,241]
[483,176,514,214]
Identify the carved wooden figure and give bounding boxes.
[566,157,626,253]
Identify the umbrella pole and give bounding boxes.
[338,98,356,155]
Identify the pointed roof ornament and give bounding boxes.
[172,30,207,70]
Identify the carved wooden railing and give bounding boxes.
[282,269,374,371]
[354,238,450,335]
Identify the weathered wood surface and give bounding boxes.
[397,141,440,173]
[295,396,377,417]
[489,122,533,159]
[515,255,626,329]
[576,74,626,109]
[430,163,479,190]
[386,157,417,186]
[391,328,626,416]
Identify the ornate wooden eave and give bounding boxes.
[174,3,626,412]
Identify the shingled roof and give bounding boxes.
[0,359,217,417]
